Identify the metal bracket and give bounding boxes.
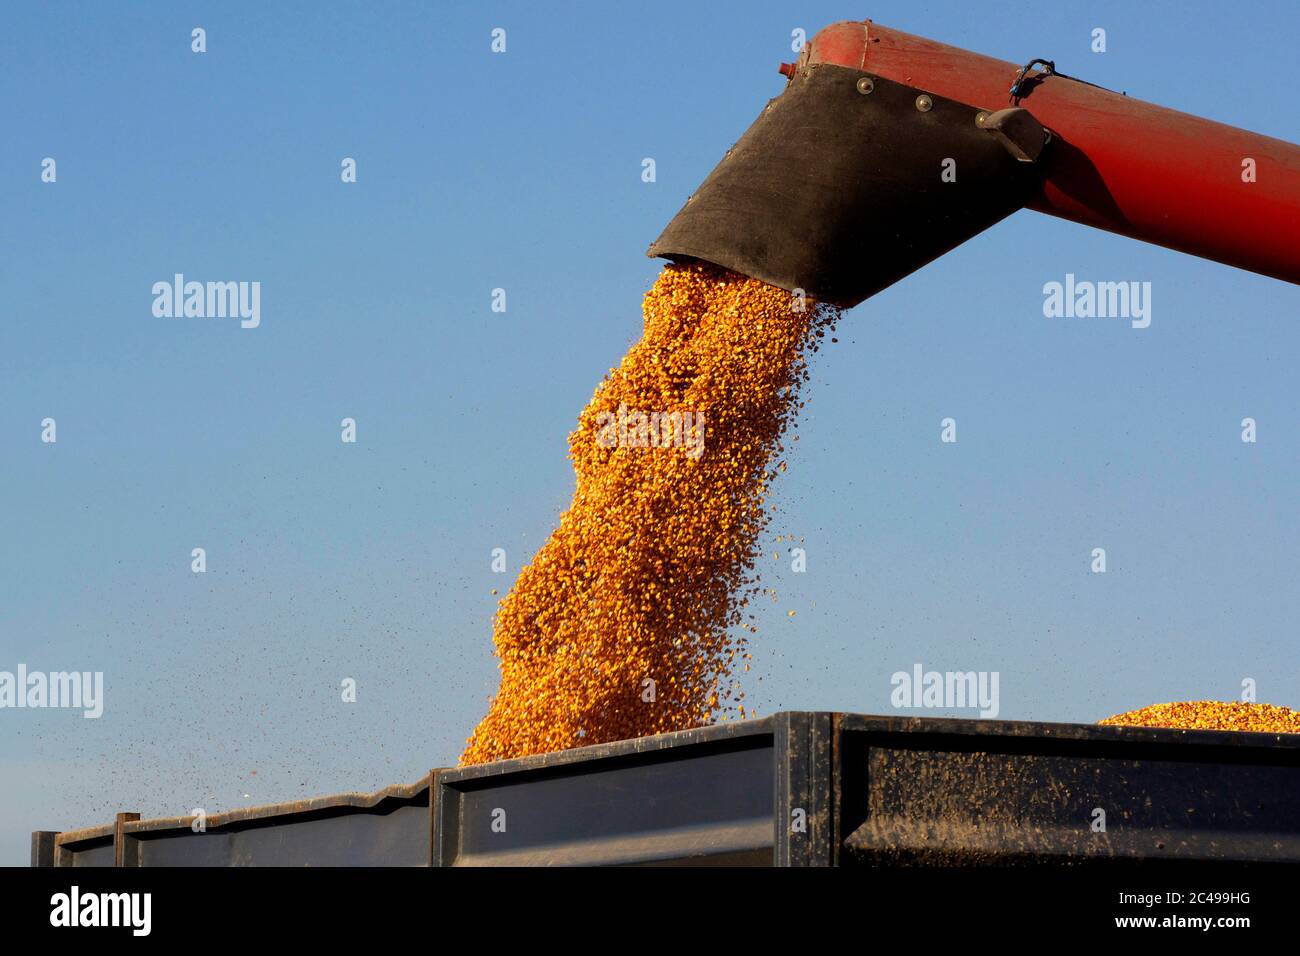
[978,107,1049,163]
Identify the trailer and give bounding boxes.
[33,712,1300,867]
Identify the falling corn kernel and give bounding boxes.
[459,263,839,765]
[1100,700,1300,734]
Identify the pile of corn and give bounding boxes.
[1100,700,1300,734]
[460,263,839,765]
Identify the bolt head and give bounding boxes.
[856,77,874,95]
[975,110,990,127]
[915,94,933,112]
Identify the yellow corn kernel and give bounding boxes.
[459,263,840,765]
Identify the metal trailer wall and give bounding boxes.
[32,712,1300,867]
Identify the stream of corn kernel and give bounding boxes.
[459,263,839,764]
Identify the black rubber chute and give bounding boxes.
[647,64,1046,307]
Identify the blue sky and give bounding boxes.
[3,0,1298,865]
